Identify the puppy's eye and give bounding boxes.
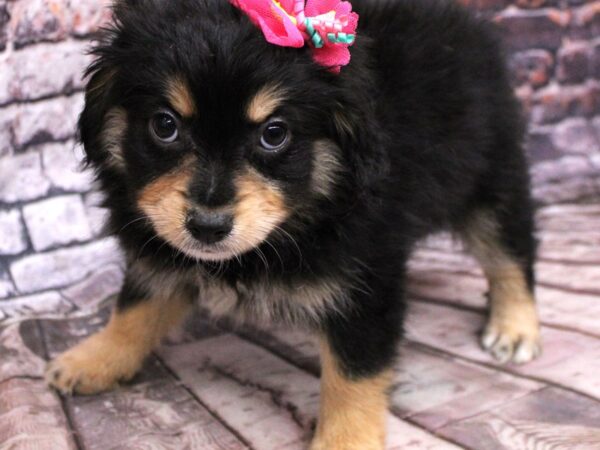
[150,111,179,143]
[260,120,289,152]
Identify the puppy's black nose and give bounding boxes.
[186,211,233,244]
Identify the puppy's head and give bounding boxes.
[80,0,374,262]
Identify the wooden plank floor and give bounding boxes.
[1,202,600,449]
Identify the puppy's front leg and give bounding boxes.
[46,277,192,395]
[311,339,392,450]
[312,285,402,450]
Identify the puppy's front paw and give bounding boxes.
[481,306,541,364]
[45,333,143,395]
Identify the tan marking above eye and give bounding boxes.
[166,76,196,117]
[246,84,286,123]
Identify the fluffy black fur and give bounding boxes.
[80,0,535,378]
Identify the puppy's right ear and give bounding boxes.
[79,63,126,170]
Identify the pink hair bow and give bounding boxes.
[231,0,359,73]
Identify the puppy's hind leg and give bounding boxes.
[461,207,541,365]
[46,277,193,395]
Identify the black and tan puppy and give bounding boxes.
[46,0,541,447]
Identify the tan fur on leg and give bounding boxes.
[463,211,541,364]
[46,295,191,395]
[311,339,391,450]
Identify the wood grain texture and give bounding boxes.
[38,312,248,450]
[438,388,600,450]
[158,333,462,450]
[405,301,600,400]
[243,326,544,431]
[0,377,77,450]
[0,323,46,382]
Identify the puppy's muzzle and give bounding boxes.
[185,210,233,244]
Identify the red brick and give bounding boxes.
[9,0,69,48]
[557,40,590,84]
[515,0,557,9]
[572,2,600,40]
[530,81,600,123]
[494,8,570,51]
[593,115,600,140]
[459,0,509,12]
[509,50,554,88]
[68,0,112,37]
[591,38,600,78]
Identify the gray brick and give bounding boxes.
[61,263,123,310]
[0,2,9,51]
[533,176,600,204]
[531,155,595,185]
[0,208,28,255]
[83,191,108,236]
[0,151,51,203]
[592,115,600,140]
[0,270,16,299]
[11,93,84,148]
[531,156,600,204]
[590,153,600,173]
[551,117,598,155]
[22,194,93,251]
[0,113,13,157]
[42,141,94,192]
[0,40,90,105]
[10,237,121,293]
[526,125,561,162]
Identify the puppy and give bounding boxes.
[46,0,541,448]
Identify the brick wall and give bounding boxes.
[0,0,599,312]
[0,0,118,306]
[464,0,600,203]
